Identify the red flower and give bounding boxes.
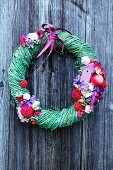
[94,61,106,76]
[101,81,107,88]
[20,80,28,88]
[21,105,34,118]
[76,105,85,118]
[90,59,95,63]
[72,88,81,101]
[33,110,41,117]
[74,101,82,111]
[37,30,45,38]
[80,109,85,115]
[20,35,26,47]
[74,101,85,113]
[16,96,24,103]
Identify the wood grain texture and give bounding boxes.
[0,0,113,169]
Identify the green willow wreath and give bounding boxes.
[8,24,107,130]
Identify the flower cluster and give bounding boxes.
[20,32,39,48]
[16,93,41,125]
[72,56,107,118]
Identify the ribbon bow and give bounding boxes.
[37,24,66,70]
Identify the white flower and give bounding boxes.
[23,93,30,100]
[17,110,28,122]
[32,100,40,109]
[20,118,29,123]
[17,110,24,119]
[34,106,40,111]
[28,33,39,41]
[73,83,78,88]
[85,105,91,113]
[89,83,94,91]
[81,56,90,65]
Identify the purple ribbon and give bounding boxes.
[37,24,67,70]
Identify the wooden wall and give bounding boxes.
[0,0,113,169]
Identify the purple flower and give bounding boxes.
[23,100,31,105]
[73,75,80,83]
[28,43,34,48]
[30,95,36,104]
[78,81,89,90]
[26,36,35,48]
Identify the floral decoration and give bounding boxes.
[72,56,107,118]
[20,32,39,48]
[8,24,107,129]
[16,93,41,124]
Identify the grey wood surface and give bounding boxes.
[0,0,113,169]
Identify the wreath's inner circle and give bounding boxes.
[27,54,78,110]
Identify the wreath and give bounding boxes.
[8,24,107,130]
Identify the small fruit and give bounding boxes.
[91,74,104,86]
[31,121,37,125]
[20,101,24,105]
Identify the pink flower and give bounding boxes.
[20,35,26,47]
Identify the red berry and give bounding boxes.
[20,101,24,104]
[74,101,82,111]
[20,80,28,88]
[77,113,83,118]
[31,121,37,125]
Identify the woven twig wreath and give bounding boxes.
[8,24,107,130]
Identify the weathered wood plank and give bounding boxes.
[82,0,113,170]
[0,0,113,170]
